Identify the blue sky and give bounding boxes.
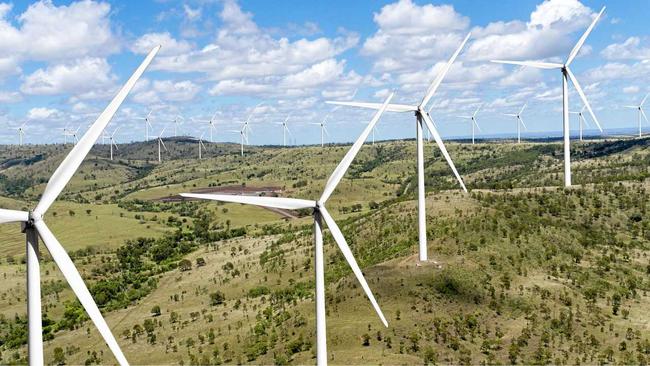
[1,0,650,145]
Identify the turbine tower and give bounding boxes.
[310,114,331,147]
[0,44,159,366]
[327,33,470,262]
[276,113,292,147]
[198,132,207,159]
[492,7,605,187]
[17,122,27,145]
[504,103,527,144]
[624,94,648,138]
[458,103,482,144]
[173,115,184,137]
[139,110,153,141]
[157,127,167,163]
[108,126,120,160]
[181,92,394,366]
[569,105,589,141]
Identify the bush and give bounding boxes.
[210,291,225,306]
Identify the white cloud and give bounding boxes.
[466,0,598,61]
[183,4,201,21]
[601,37,650,61]
[0,0,119,61]
[27,107,60,120]
[21,57,115,96]
[0,90,21,103]
[132,79,201,104]
[131,32,193,56]
[623,86,640,94]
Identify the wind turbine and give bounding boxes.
[457,103,482,144]
[108,126,120,160]
[157,127,167,163]
[276,112,293,147]
[139,110,153,141]
[569,105,589,141]
[181,92,394,366]
[504,103,527,144]
[198,132,207,159]
[173,115,184,137]
[228,128,248,157]
[491,7,605,187]
[61,126,69,145]
[70,125,82,145]
[327,33,470,262]
[17,122,27,145]
[310,114,331,147]
[239,102,264,145]
[0,45,159,366]
[624,94,648,138]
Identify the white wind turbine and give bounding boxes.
[504,103,527,144]
[173,115,184,137]
[228,127,248,157]
[17,122,27,145]
[70,125,82,145]
[327,33,470,262]
[0,45,159,366]
[108,126,120,161]
[198,132,207,159]
[239,102,264,145]
[276,113,293,147]
[569,105,590,141]
[207,111,218,142]
[139,110,154,141]
[157,127,167,163]
[491,7,605,187]
[457,103,482,144]
[310,114,331,147]
[623,94,648,138]
[181,92,394,366]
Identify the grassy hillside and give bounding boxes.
[0,137,649,365]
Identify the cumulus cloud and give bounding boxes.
[0,0,119,61]
[21,57,115,96]
[27,107,61,120]
[132,79,201,104]
[601,37,650,61]
[131,32,193,56]
[467,0,598,61]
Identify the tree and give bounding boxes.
[179,259,192,271]
[362,334,370,347]
[196,257,206,267]
[210,291,225,306]
[151,305,161,317]
[53,347,66,365]
[612,293,621,315]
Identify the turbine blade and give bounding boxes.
[490,60,563,69]
[34,220,129,366]
[180,193,315,210]
[319,206,388,327]
[320,93,394,203]
[160,139,168,151]
[566,7,605,66]
[34,45,160,216]
[503,113,518,117]
[519,116,527,130]
[325,101,416,113]
[519,103,527,115]
[421,112,467,192]
[474,120,482,132]
[421,32,471,108]
[0,209,28,224]
[641,94,649,107]
[566,67,602,132]
[641,108,649,125]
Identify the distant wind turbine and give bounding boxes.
[139,110,153,141]
[173,115,184,137]
[17,122,27,146]
[108,126,120,160]
[458,103,482,144]
[181,92,394,366]
[623,94,648,138]
[0,44,159,366]
[276,113,293,147]
[327,33,470,262]
[504,103,527,144]
[310,114,331,148]
[157,127,167,163]
[198,132,207,159]
[569,105,589,141]
[492,7,605,187]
